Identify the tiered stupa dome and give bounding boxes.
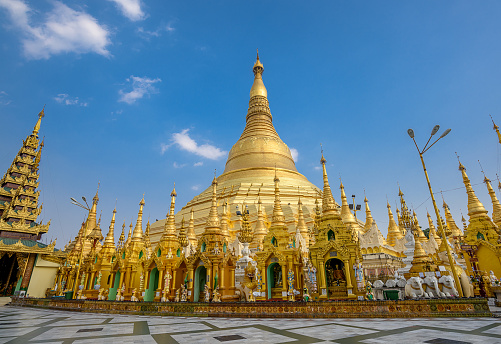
[149,53,324,243]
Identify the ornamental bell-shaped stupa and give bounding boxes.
[149,52,322,244]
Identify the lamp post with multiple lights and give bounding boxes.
[407,125,463,297]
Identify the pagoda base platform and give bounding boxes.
[10,298,491,318]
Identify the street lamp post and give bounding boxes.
[407,125,464,297]
[70,197,91,299]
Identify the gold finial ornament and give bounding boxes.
[484,175,501,227]
[491,115,501,144]
[178,217,188,248]
[363,196,374,231]
[458,160,489,219]
[320,153,339,218]
[132,197,145,242]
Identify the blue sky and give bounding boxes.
[1,0,501,248]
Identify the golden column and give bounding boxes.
[407,125,463,297]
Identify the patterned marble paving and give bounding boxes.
[0,305,500,343]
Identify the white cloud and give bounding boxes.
[137,23,175,38]
[290,148,299,162]
[118,75,161,104]
[194,162,203,167]
[108,0,145,21]
[173,162,186,169]
[191,185,201,191]
[314,166,322,170]
[167,129,226,160]
[0,91,11,105]
[0,0,111,60]
[54,93,88,107]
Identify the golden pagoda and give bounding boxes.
[458,160,501,277]
[149,52,321,244]
[0,109,63,298]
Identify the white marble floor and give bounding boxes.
[0,305,500,343]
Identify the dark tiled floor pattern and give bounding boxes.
[0,306,500,343]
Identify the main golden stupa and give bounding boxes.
[149,53,324,244]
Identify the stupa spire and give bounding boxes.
[164,186,177,236]
[253,197,268,247]
[340,181,357,228]
[442,198,462,237]
[32,106,44,137]
[125,220,133,247]
[458,160,489,219]
[205,175,220,230]
[132,196,145,242]
[427,212,442,246]
[220,200,230,239]
[364,196,374,231]
[117,222,126,250]
[296,196,309,245]
[103,208,116,248]
[187,208,197,247]
[484,175,501,227]
[178,217,188,248]
[320,153,339,217]
[222,52,298,174]
[271,170,285,227]
[491,115,501,144]
[386,202,403,246]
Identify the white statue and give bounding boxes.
[490,270,498,286]
[372,280,384,288]
[438,275,458,297]
[405,277,429,299]
[423,276,446,298]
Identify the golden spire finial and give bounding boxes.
[250,50,266,97]
[340,180,359,231]
[164,185,177,236]
[320,152,338,217]
[427,211,442,246]
[205,172,221,230]
[483,170,501,227]
[132,196,145,242]
[187,208,197,246]
[457,156,489,219]
[271,174,285,227]
[171,182,177,198]
[103,207,117,247]
[491,115,501,144]
[32,105,45,136]
[364,195,374,231]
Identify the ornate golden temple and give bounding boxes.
[0,109,64,298]
[47,53,501,303]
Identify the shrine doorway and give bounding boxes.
[0,253,18,296]
[266,262,283,299]
[108,270,121,300]
[144,268,158,302]
[194,265,207,302]
[325,258,347,299]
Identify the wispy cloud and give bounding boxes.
[118,75,161,104]
[0,0,111,60]
[290,148,299,162]
[0,91,11,105]
[137,22,175,39]
[162,129,226,160]
[191,185,201,191]
[314,166,322,171]
[194,162,203,167]
[108,0,145,21]
[54,94,88,107]
[173,162,186,169]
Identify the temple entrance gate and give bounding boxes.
[0,254,18,296]
[144,268,158,302]
[266,262,283,299]
[325,258,347,299]
[194,266,207,302]
[108,270,121,300]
